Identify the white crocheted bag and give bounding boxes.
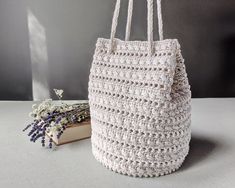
[88,0,191,177]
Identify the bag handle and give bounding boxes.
[157,0,164,41]
[125,0,133,41]
[108,0,164,56]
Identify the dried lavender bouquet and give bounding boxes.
[23,89,90,148]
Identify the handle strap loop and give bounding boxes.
[109,0,164,55]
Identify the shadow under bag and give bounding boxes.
[88,0,191,177]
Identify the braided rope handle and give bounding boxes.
[147,0,154,56]
[157,0,164,41]
[109,0,164,55]
[125,0,133,41]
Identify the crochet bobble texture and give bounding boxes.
[88,0,191,177]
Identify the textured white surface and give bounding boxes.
[88,38,191,177]
[88,0,191,176]
[0,99,235,187]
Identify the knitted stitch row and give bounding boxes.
[88,0,191,177]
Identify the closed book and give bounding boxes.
[46,121,91,145]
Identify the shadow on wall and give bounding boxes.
[219,36,235,96]
[0,1,32,100]
[163,0,235,97]
[25,0,235,99]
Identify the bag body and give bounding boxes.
[88,0,191,177]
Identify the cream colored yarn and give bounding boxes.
[88,0,191,177]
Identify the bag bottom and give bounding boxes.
[92,144,189,178]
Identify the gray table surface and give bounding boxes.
[0,99,235,188]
